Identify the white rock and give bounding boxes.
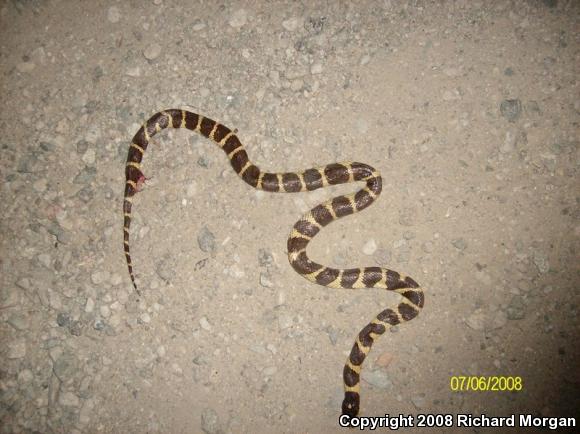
[59,391,80,407]
[48,290,62,310]
[276,291,286,306]
[110,273,123,286]
[100,305,111,318]
[186,181,197,197]
[17,62,35,73]
[500,130,517,153]
[363,239,377,255]
[199,316,212,331]
[107,6,121,23]
[8,339,26,359]
[91,270,110,285]
[37,253,51,267]
[126,67,141,77]
[311,63,323,74]
[360,54,371,65]
[143,43,162,60]
[465,309,485,331]
[82,148,95,165]
[356,118,369,134]
[282,17,301,31]
[18,369,34,383]
[192,20,206,31]
[229,9,247,28]
[79,398,95,425]
[172,363,183,376]
[85,297,95,313]
[260,272,273,288]
[157,345,166,357]
[31,47,46,64]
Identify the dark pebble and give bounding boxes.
[69,320,83,336]
[500,99,522,122]
[56,312,70,327]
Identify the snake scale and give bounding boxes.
[123,109,425,417]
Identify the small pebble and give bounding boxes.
[375,352,394,368]
[56,312,70,327]
[500,99,522,122]
[37,253,51,267]
[361,369,391,389]
[326,326,338,345]
[186,181,198,197]
[373,248,391,265]
[500,129,517,153]
[411,395,426,409]
[59,391,80,407]
[18,369,34,384]
[258,249,274,267]
[532,251,549,273]
[451,238,467,251]
[69,320,83,336]
[277,312,293,330]
[143,43,162,61]
[311,63,323,75]
[362,239,377,255]
[506,296,526,320]
[197,226,216,253]
[527,100,541,114]
[201,408,221,434]
[85,297,95,313]
[276,291,286,306]
[100,305,111,318]
[191,19,206,31]
[107,6,121,23]
[398,207,417,226]
[229,9,247,28]
[157,346,166,357]
[421,241,434,253]
[17,61,35,73]
[76,139,90,154]
[8,313,30,330]
[260,272,273,288]
[199,316,212,331]
[465,309,485,331]
[282,17,301,31]
[91,270,110,285]
[126,67,142,77]
[82,148,95,165]
[8,339,26,359]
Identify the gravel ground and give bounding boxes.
[1,1,579,433]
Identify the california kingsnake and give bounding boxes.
[123,109,425,416]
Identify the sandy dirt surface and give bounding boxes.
[1,1,579,433]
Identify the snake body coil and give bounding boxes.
[123,109,425,416]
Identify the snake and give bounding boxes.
[122,109,425,417]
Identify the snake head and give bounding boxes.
[125,167,147,197]
[135,173,147,192]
